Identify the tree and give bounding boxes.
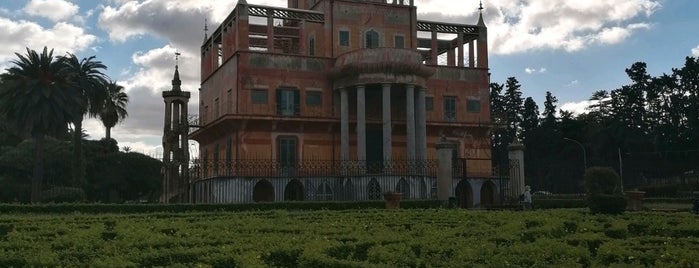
[521,97,539,141]
[542,91,558,128]
[100,81,129,140]
[0,47,80,202]
[504,77,524,140]
[63,54,108,188]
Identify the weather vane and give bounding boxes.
[479,0,483,12]
[175,50,181,65]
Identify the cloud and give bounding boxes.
[566,80,580,87]
[24,0,79,22]
[560,100,595,115]
[83,45,200,154]
[0,18,98,67]
[692,45,699,57]
[481,0,660,54]
[525,67,546,74]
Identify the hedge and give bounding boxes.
[0,200,443,214]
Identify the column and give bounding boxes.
[457,34,464,67]
[163,101,172,162]
[405,85,416,160]
[415,87,427,161]
[266,10,274,52]
[340,88,349,161]
[430,31,438,65]
[356,85,366,162]
[436,138,456,205]
[382,83,392,161]
[468,41,475,68]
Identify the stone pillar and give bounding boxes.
[508,141,525,199]
[430,31,438,65]
[457,33,464,67]
[405,85,416,160]
[266,10,274,52]
[163,101,172,162]
[415,87,427,161]
[468,41,475,68]
[382,83,392,162]
[436,137,456,205]
[341,88,349,161]
[356,85,366,162]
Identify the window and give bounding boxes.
[467,99,481,113]
[394,35,405,49]
[316,182,333,201]
[444,96,457,122]
[278,137,297,176]
[425,97,434,111]
[291,0,298,8]
[276,88,300,116]
[251,89,268,104]
[306,91,322,106]
[365,30,379,48]
[339,30,350,46]
[308,36,315,56]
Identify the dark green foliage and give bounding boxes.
[0,200,443,214]
[587,194,627,215]
[584,167,621,195]
[584,167,626,214]
[40,187,85,203]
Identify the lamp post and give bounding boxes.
[563,137,587,169]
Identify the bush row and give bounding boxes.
[1,209,698,267]
[0,200,443,214]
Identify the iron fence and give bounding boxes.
[191,158,460,180]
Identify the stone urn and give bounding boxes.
[383,192,403,209]
[624,190,646,211]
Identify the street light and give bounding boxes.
[563,137,587,169]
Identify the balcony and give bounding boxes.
[329,48,434,84]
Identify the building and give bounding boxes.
[188,0,499,206]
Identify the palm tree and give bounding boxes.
[100,81,129,140]
[0,47,80,202]
[63,54,108,188]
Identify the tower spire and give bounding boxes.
[477,0,486,26]
[172,51,182,91]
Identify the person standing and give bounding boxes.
[521,185,532,210]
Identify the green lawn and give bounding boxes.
[1,209,698,267]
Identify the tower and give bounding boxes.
[161,53,191,203]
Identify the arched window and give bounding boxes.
[365,30,379,49]
[367,178,382,200]
[316,182,333,201]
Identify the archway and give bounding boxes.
[343,179,355,201]
[395,178,410,199]
[455,179,473,208]
[284,179,304,201]
[316,182,334,201]
[367,178,382,200]
[252,179,274,202]
[480,180,497,207]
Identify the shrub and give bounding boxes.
[40,187,86,203]
[584,167,626,214]
[587,194,627,215]
[584,167,621,195]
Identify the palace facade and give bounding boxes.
[187,0,498,205]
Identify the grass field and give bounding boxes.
[1,208,698,267]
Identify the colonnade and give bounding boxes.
[339,83,427,162]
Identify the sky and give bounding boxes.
[0,0,698,156]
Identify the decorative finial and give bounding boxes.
[204,18,208,40]
[478,0,483,12]
[175,50,181,66]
